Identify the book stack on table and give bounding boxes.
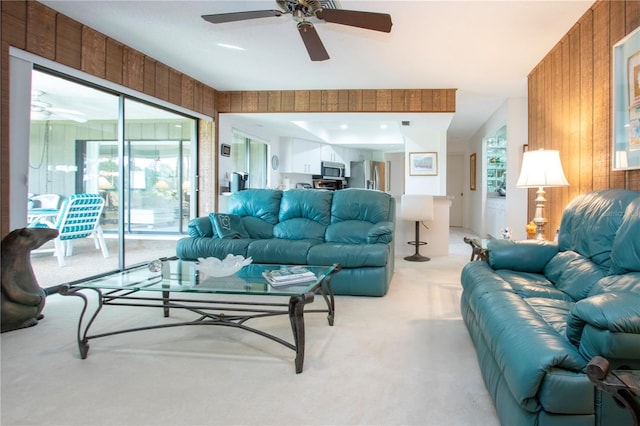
[262,267,317,287]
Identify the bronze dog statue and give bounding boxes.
[1,227,58,332]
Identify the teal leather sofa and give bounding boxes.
[461,189,640,426]
[176,188,395,296]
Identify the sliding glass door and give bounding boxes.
[28,69,197,287]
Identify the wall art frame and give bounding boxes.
[470,153,477,191]
[409,152,438,176]
[613,25,640,170]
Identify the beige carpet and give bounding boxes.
[1,229,499,426]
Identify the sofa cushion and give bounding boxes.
[247,239,321,264]
[468,289,586,412]
[587,272,640,297]
[557,189,640,268]
[325,220,394,244]
[227,189,282,224]
[610,198,640,274]
[543,251,607,301]
[242,216,275,239]
[175,236,251,260]
[494,270,574,301]
[524,297,574,337]
[330,189,392,224]
[327,189,393,243]
[188,216,215,238]
[210,213,249,239]
[274,190,332,241]
[307,242,389,267]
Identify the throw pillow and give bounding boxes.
[209,213,249,239]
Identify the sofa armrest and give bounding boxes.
[367,221,394,244]
[566,292,640,360]
[187,216,216,238]
[487,239,558,273]
[567,292,640,341]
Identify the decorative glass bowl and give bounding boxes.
[195,254,253,277]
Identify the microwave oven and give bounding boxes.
[320,161,345,179]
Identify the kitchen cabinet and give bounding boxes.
[280,139,321,174]
[321,145,347,164]
[485,125,507,194]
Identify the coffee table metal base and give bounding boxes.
[59,274,337,374]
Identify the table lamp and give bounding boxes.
[400,194,434,262]
[516,149,569,240]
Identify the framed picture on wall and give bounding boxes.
[470,153,477,191]
[612,25,640,170]
[409,152,438,176]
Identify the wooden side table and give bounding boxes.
[587,356,640,426]
[463,236,489,262]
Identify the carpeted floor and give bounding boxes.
[1,229,499,426]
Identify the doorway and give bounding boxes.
[447,153,464,227]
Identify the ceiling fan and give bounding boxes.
[31,91,87,123]
[201,0,392,61]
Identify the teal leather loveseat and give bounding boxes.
[176,188,395,296]
[461,189,640,426]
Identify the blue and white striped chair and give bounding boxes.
[33,193,110,267]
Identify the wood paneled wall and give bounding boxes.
[527,0,640,239]
[216,89,456,113]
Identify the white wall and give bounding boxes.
[461,98,528,239]
[403,114,453,196]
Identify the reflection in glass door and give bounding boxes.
[126,140,190,233]
[85,139,192,234]
[124,98,194,235]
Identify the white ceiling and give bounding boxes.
[38,0,593,150]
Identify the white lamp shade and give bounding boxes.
[401,194,434,221]
[516,149,569,188]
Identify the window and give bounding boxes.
[485,125,507,195]
[231,130,268,189]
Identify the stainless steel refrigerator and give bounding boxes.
[349,160,388,191]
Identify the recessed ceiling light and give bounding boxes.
[217,43,245,51]
[380,124,388,129]
[340,124,348,130]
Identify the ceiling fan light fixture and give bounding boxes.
[216,43,245,51]
[31,100,52,109]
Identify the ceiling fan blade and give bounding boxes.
[297,21,329,62]
[202,10,283,24]
[316,9,392,33]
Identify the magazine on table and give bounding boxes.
[262,267,317,287]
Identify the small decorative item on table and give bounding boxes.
[195,254,253,277]
[148,259,163,272]
[262,266,316,287]
[500,227,512,239]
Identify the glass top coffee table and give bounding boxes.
[59,258,341,373]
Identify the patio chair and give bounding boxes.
[32,193,110,267]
